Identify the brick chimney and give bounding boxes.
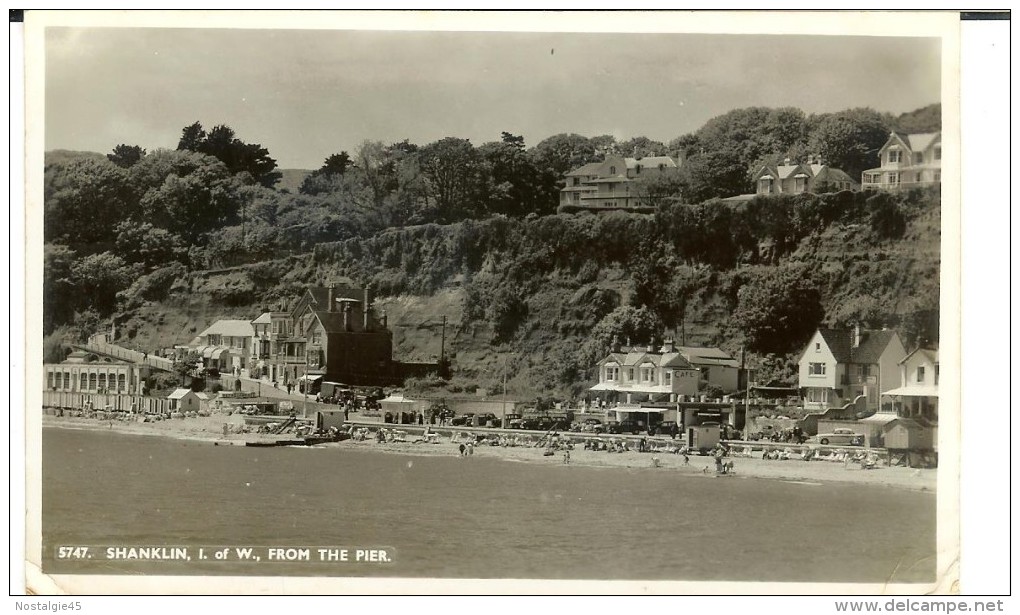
[783,157,791,165]
[852,323,861,348]
[327,283,336,313]
[661,337,675,353]
[342,301,351,332]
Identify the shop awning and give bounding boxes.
[211,347,230,359]
[883,386,938,398]
[297,374,323,382]
[589,383,674,394]
[860,412,898,425]
[615,407,666,414]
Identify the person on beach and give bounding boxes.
[458,443,466,456]
[563,449,571,465]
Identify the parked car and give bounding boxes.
[451,413,475,426]
[606,419,644,435]
[650,421,679,437]
[476,412,500,427]
[577,418,604,433]
[815,428,864,446]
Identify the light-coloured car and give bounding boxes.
[816,427,864,446]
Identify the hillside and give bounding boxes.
[104,188,940,401]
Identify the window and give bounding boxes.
[80,373,87,390]
[605,366,619,382]
[916,366,925,383]
[641,367,654,383]
[626,368,635,381]
[934,146,941,161]
[63,372,71,389]
[635,165,642,175]
[758,178,773,194]
[664,371,673,386]
[913,152,923,164]
[815,343,821,352]
[808,362,826,376]
[888,149,902,163]
[888,172,900,186]
[807,388,829,403]
[859,364,871,377]
[794,177,806,193]
[609,166,616,175]
[572,177,580,186]
[915,173,922,183]
[48,372,54,389]
[118,374,126,392]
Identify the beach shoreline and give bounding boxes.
[41,414,937,492]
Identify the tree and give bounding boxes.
[172,351,201,386]
[578,306,665,369]
[528,133,598,176]
[417,137,485,222]
[732,266,825,354]
[679,150,749,201]
[137,154,243,243]
[114,221,185,270]
[478,132,546,217]
[69,251,138,315]
[617,136,667,158]
[44,157,136,245]
[806,108,891,180]
[321,151,353,176]
[43,244,78,334]
[107,144,146,168]
[893,103,941,133]
[176,121,280,187]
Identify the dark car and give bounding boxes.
[577,418,604,433]
[606,419,644,435]
[451,413,475,426]
[476,413,500,427]
[650,421,679,437]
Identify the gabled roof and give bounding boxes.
[901,132,940,152]
[900,347,939,366]
[817,329,853,363]
[776,164,802,180]
[597,348,694,369]
[251,313,272,325]
[624,156,678,170]
[167,388,193,400]
[851,330,899,364]
[813,166,856,184]
[815,328,900,364]
[677,346,740,368]
[197,319,255,338]
[565,162,603,177]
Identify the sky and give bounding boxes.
[45,26,941,170]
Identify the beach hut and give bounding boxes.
[882,417,931,451]
[167,388,202,414]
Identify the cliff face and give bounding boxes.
[109,189,941,399]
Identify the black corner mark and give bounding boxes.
[960,11,1010,21]
[10,9,24,23]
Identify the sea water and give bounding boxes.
[41,427,935,582]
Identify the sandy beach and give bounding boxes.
[41,414,937,492]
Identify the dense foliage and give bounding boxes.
[43,106,941,396]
